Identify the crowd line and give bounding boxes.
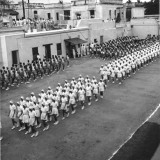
[1,36,158,91]
[99,42,160,85]
[0,55,70,91]
[88,35,159,60]
[9,75,105,138]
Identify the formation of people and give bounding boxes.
[7,34,160,138]
[9,75,106,138]
[0,55,70,91]
[99,42,160,85]
[88,35,159,60]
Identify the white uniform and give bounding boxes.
[86,86,92,97]
[69,93,76,104]
[98,82,105,92]
[29,111,36,126]
[9,104,16,119]
[22,108,29,123]
[93,83,99,94]
[78,89,85,101]
[17,105,23,120]
[41,106,48,121]
[61,97,67,110]
[51,101,58,115]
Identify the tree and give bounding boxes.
[144,0,159,15]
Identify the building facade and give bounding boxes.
[0,27,88,68]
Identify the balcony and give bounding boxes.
[100,0,123,5]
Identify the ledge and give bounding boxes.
[24,27,89,38]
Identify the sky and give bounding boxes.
[11,0,151,4]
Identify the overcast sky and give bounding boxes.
[11,0,151,4]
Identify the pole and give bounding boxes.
[22,0,25,19]
[28,0,30,19]
[159,0,160,42]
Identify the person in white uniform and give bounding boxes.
[41,102,50,131]
[29,107,39,138]
[98,79,105,98]
[78,87,85,110]
[50,99,59,125]
[92,81,99,102]
[85,83,92,106]
[60,95,69,120]
[68,90,76,114]
[9,101,18,130]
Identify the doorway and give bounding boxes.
[12,50,19,65]
[48,13,51,19]
[32,47,38,61]
[100,36,103,44]
[45,44,51,59]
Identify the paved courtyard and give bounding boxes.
[1,57,160,160]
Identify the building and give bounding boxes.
[15,1,71,24]
[0,27,88,68]
[70,0,124,21]
[0,2,19,28]
[14,0,125,23]
[0,0,159,68]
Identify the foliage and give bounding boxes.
[144,0,159,15]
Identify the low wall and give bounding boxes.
[131,18,159,39]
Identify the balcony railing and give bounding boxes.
[100,0,123,5]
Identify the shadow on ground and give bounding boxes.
[111,122,160,160]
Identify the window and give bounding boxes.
[32,47,38,61]
[34,10,37,14]
[76,13,81,19]
[57,43,62,55]
[90,10,95,18]
[73,1,76,6]
[56,12,59,20]
[109,10,111,20]
[64,10,70,20]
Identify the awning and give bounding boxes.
[65,38,87,45]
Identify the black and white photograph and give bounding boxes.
[0,0,160,160]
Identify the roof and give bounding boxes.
[65,37,87,45]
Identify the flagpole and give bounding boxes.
[28,0,30,19]
[22,0,25,19]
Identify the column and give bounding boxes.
[0,36,8,67]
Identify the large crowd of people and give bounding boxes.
[88,35,159,60]
[3,34,160,138]
[11,18,56,32]
[1,36,158,92]
[0,55,70,91]
[8,75,105,138]
[99,42,160,85]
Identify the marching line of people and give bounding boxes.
[99,42,160,85]
[0,55,70,91]
[88,35,159,60]
[9,75,106,138]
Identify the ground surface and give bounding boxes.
[1,57,160,160]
